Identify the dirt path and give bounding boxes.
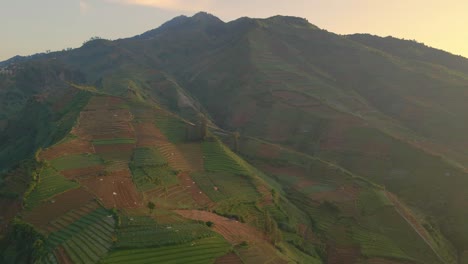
[173,210,266,244]
[385,191,447,264]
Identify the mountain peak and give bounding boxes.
[191,11,224,24]
[257,15,319,30]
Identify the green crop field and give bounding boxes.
[154,115,187,143]
[102,236,231,264]
[50,154,103,171]
[26,167,79,208]
[92,138,136,145]
[132,147,167,167]
[351,227,413,261]
[358,189,393,215]
[116,216,216,248]
[130,147,178,191]
[192,172,259,202]
[202,141,249,175]
[47,207,115,264]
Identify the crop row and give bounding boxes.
[50,153,103,171]
[202,141,249,175]
[132,147,167,167]
[192,172,259,202]
[116,216,215,249]
[154,115,187,143]
[26,168,79,208]
[102,236,231,264]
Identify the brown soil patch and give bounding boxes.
[74,96,135,140]
[40,139,94,161]
[134,122,166,147]
[54,246,73,264]
[157,142,191,172]
[23,188,95,229]
[367,258,413,264]
[309,185,360,203]
[178,172,213,208]
[80,169,142,208]
[174,210,266,244]
[148,185,195,209]
[327,245,360,264]
[93,144,135,154]
[256,184,273,206]
[256,143,281,159]
[177,143,205,172]
[215,253,243,264]
[60,165,106,180]
[236,242,289,264]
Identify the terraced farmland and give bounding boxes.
[92,138,136,145]
[192,172,259,202]
[50,154,103,171]
[26,167,80,208]
[202,141,249,175]
[102,236,231,264]
[154,114,187,143]
[47,207,116,264]
[351,227,412,261]
[116,215,216,248]
[130,147,177,191]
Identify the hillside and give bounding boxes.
[0,11,467,264]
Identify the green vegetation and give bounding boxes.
[49,154,103,171]
[102,236,231,264]
[155,115,187,143]
[26,167,79,208]
[129,147,178,191]
[115,216,216,248]
[351,227,412,261]
[47,207,115,264]
[202,140,249,175]
[192,172,259,202]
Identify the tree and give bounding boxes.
[147,201,155,214]
[198,114,208,140]
[233,131,240,152]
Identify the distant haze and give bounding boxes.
[1,0,467,61]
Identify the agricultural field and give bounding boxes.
[202,140,250,175]
[154,114,188,143]
[116,215,216,248]
[49,154,103,171]
[47,207,116,264]
[26,167,80,208]
[101,236,231,264]
[92,138,136,145]
[129,147,178,191]
[191,172,259,202]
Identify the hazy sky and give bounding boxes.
[1,0,467,61]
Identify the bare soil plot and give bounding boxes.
[177,143,205,172]
[54,246,73,264]
[178,172,213,208]
[80,169,142,208]
[23,188,95,230]
[327,245,360,264]
[215,252,243,264]
[60,165,106,180]
[174,210,266,244]
[40,139,94,161]
[134,122,167,147]
[74,96,135,140]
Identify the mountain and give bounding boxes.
[0,11,467,264]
